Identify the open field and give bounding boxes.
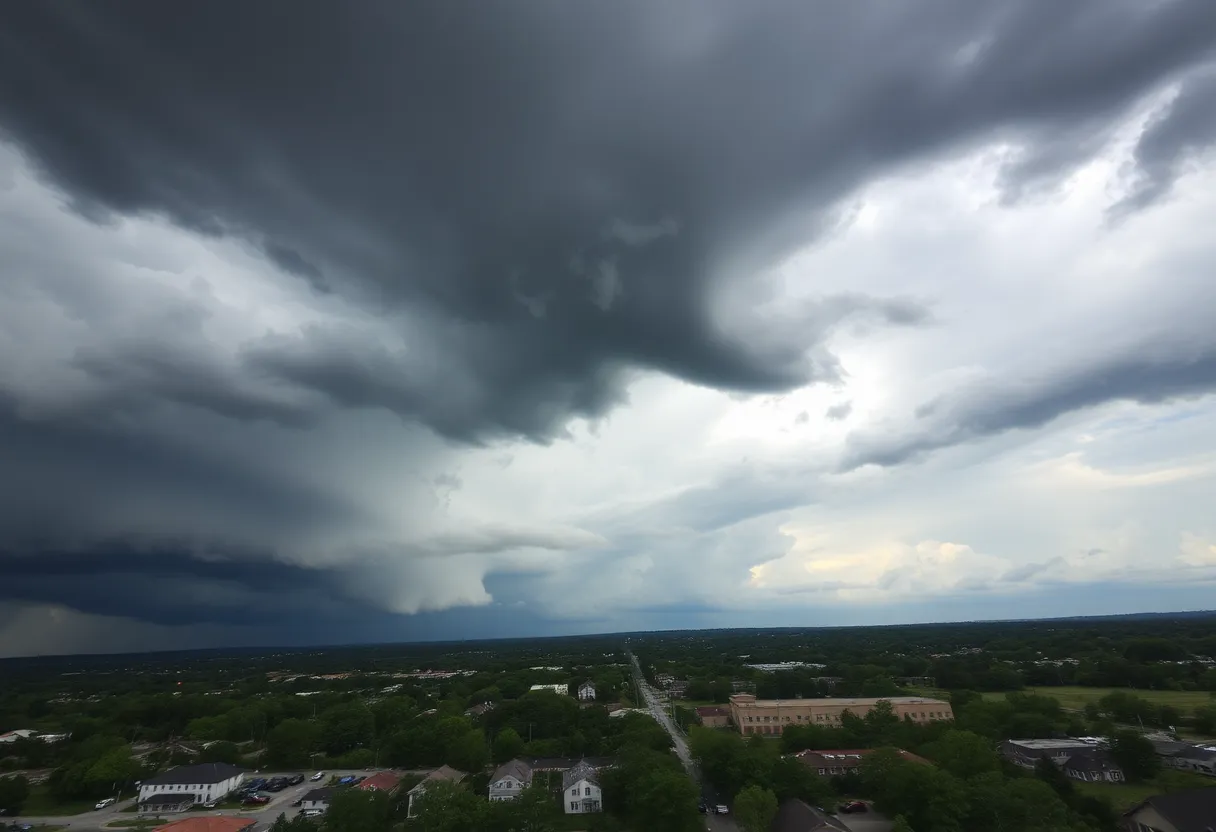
[906,686,1214,713]
[19,786,95,817]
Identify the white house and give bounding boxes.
[299,787,333,811]
[488,759,532,801]
[529,684,568,695]
[561,761,602,814]
[0,730,37,743]
[406,765,466,818]
[578,681,596,701]
[137,763,245,808]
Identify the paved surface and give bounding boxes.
[11,769,382,831]
[837,809,894,832]
[628,652,738,832]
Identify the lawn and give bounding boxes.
[104,820,162,829]
[1073,780,1159,812]
[19,785,96,817]
[905,685,1214,714]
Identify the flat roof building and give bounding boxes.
[729,694,953,736]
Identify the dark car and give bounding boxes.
[697,801,707,814]
[288,775,305,785]
[838,801,868,814]
[243,795,270,806]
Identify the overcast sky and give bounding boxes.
[2,1,1216,657]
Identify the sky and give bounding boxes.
[1,1,1216,657]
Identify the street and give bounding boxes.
[628,652,739,832]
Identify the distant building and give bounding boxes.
[1170,745,1216,777]
[792,748,929,776]
[1061,750,1124,783]
[406,765,466,818]
[578,681,596,701]
[464,702,496,718]
[695,706,731,729]
[745,662,827,673]
[489,759,532,801]
[561,761,602,814]
[529,684,569,696]
[1000,738,1104,769]
[0,730,37,743]
[1122,786,1216,832]
[729,694,953,736]
[152,818,255,832]
[138,763,245,809]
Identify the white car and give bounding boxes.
[302,809,324,817]
[95,798,116,810]
[310,772,325,781]
[716,805,729,814]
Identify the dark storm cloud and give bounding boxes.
[2,0,1214,442]
[842,342,1216,469]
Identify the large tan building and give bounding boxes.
[729,694,953,736]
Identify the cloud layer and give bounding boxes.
[1,1,1216,655]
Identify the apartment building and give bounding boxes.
[729,694,953,736]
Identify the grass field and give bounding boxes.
[19,786,95,817]
[906,686,1214,714]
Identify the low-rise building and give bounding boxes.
[406,765,466,818]
[1122,786,1216,832]
[299,788,333,812]
[730,694,953,736]
[489,759,532,801]
[152,818,255,832]
[529,684,569,696]
[138,793,196,815]
[695,706,731,728]
[0,730,37,743]
[561,760,602,814]
[1062,750,1124,783]
[1171,746,1216,777]
[138,763,246,808]
[357,771,402,792]
[1000,738,1104,769]
[792,748,929,776]
[578,681,596,701]
[770,799,851,832]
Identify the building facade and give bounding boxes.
[578,681,596,701]
[1000,738,1104,769]
[138,764,246,808]
[299,788,333,812]
[561,761,602,814]
[729,694,953,736]
[529,684,569,695]
[695,706,731,729]
[406,765,466,818]
[488,759,532,801]
[792,748,929,776]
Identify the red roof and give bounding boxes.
[153,818,255,832]
[357,771,403,792]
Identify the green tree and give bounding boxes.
[410,780,486,832]
[924,730,1000,780]
[891,815,916,832]
[1109,730,1160,781]
[733,785,778,832]
[266,718,321,768]
[492,727,525,763]
[448,728,490,773]
[499,782,560,832]
[0,776,30,815]
[1192,705,1216,735]
[326,787,391,832]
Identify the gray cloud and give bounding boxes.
[825,401,854,421]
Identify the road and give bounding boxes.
[628,652,738,832]
[10,769,383,831]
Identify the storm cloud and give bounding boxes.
[2,0,1216,654]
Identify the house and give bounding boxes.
[152,818,255,832]
[529,684,569,695]
[1062,751,1125,783]
[489,759,532,801]
[1122,786,1216,832]
[138,793,196,815]
[138,763,245,809]
[464,702,496,718]
[770,799,851,832]
[730,694,953,736]
[357,771,402,792]
[525,756,614,773]
[792,748,930,777]
[406,765,466,818]
[0,730,37,743]
[299,788,333,811]
[578,681,596,701]
[1170,746,1216,777]
[561,760,602,814]
[695,706,731,729]
[1000,738,1104,769]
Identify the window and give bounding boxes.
[818,768,826,775]
[570,802,579,811]
[585,787,591,795]
[571,788,578,796]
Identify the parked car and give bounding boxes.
[202,801,217,809]
[838,801,868,814]
[243,795,270,806]
[288,774,305,785]
[716,805,729,814]
[336,776,356,785]
[310,772,325,781]
[95,798,116,810]
[302,810,324,818]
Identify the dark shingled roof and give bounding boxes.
[142,763,246,787]
[300,788,333,804]
[1125,786,1216,832]
[770,799,850,832]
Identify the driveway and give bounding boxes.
[836,809,894,832]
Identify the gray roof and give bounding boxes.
[301,788,333,804]
[770,799,850,832]
[1063,751,1121,773]
[561,761,599,791]
[526,755,614,771]
[142,763,246,786]
[1151,739,1195,756]
[491,759,532,784]
[408,765,466,793]
[1175,745,1216,762]
[1126,787,1216,832]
